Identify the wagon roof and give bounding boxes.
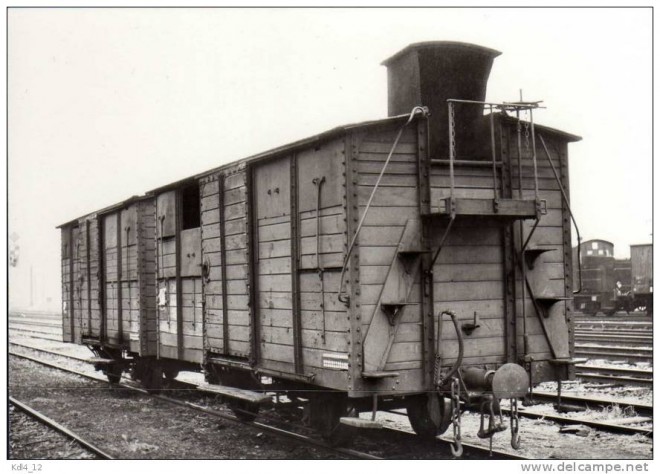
[58,111,581,226]
[56,194,151,228]
[153,112,580,190]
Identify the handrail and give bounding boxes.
[537,134,582,294]
[337,106,429,303]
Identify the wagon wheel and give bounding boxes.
[406,393,452,440]
[141,364,163,391]
[163,367,180,381]
[105,364,123,384]
[229,400,260,422]
[312,394,357,447]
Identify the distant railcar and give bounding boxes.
[573,239,617,315]
[573,240,651,316]
[59,42,581,448]
[631,244,653,314]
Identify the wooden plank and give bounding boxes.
[225,172,246,191]
[299,291,346,312]
[439,318,505,340]
[299,253,344,269]
[258,256,291,275]
[359,142,417,155]
[257,221,291,242]
[227,279,248,295]
[359,206,419,226]
[227,340,251,356]
[259,291,293,311]
[259,342,294,364]
[225,250,248,265]
[301,329,349,352]
[434,281,504,302]
[201,208,220,226]
[258,274,293,292]
[358,161,417,175]
[300,234,346,255]
[259,308,293,327]
[260,326,294,345]
[358,151,417,163]
[258,240,290,259]
[225,217,247,236]
[299,310,348,332]
[358,185,418,207]
[226,233,247,251]
[300,214,345,238]
[225,202,247,221]
[362,127,417,145]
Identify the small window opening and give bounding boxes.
[181,184,201,230]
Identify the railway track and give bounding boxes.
[9,327,63,342]
[10,315,652,454]
[530,391,652,417]
[8,344,526,460]
[575,365,653,388]
[9,397,114,459]
[574,344,653,364]
[573,312,652,322]
[574,333,652,344]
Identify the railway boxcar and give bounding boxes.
[59,196,160,383]
[60,41,581,449]
[631,243,652,314]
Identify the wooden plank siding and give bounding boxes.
[354,116,573,379]
[156,186,204,364]
[61,227,74,342]
[201,166,252,359]
[356,125,426,375]
[70,226,83,344]
[95,201,156,354]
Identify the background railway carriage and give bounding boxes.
[59,41,582,447]
[630,243,652,314]
[573,239,617,315]
[572,240,651,316]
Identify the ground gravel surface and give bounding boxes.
[9,336,654,460]
[9,356,342,460]
[9,406,100,460]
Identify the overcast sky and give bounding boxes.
[7,7,652,310]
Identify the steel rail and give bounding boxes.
[7,319,61,328]
[9,341,91,363]
[10,396,115,460]
[575,365,652,378]
[9,328,63,342]
[384,427,529,460]
[8,350,380,460]
[9,324,62,334]
[575,373,653,388]
[574,334,653,345]
[499,406,652,438]
[530,392,652,417]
